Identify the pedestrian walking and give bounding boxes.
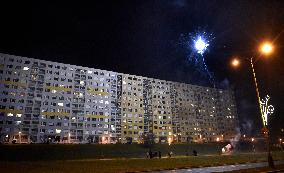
[193,149,197,156]
[149,149,153,159]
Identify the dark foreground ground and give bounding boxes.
[1,152,284,173]
[0,142,271,161]
[0,143,226,161]
[0,143,283,173]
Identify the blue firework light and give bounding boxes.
[194,35,209,55]
[179,30,215,85]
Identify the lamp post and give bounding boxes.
[230,42,275,168]
[18,131,21,144]
[68,132,71,144]
[251,138,255,152]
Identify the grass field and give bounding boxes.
[0,151,284,173]
[0,143,229,161]
[0,143,282,173]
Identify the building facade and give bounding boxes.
[0,53,239,144]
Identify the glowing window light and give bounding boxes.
[55,129,61,134]
[58,103,64,106]
[23,67,29,71]
[7,113,13,117]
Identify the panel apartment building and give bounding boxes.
[0,53,238,144]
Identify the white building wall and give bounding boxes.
[0,53,238,144]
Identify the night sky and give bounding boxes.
[1,0,284,138]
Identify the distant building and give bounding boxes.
[0,53,239,144]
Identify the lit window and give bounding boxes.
[80,81,85,85]
[55,129,61,134]
[23,67,29,71]
[16,114,22,117]
[16,121,21,125]
[58,103,64,106]
[7,113,13,117]
[122,81,126,85]
[51,90,57,93]
[87,70,92,74]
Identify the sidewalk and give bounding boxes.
[150,160,284,173]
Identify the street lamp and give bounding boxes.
[230,41,275,168]
[231,58,240,68]
[260,42,273,55]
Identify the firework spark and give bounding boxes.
[179,30,215,86]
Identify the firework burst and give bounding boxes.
[179,30,215,86]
